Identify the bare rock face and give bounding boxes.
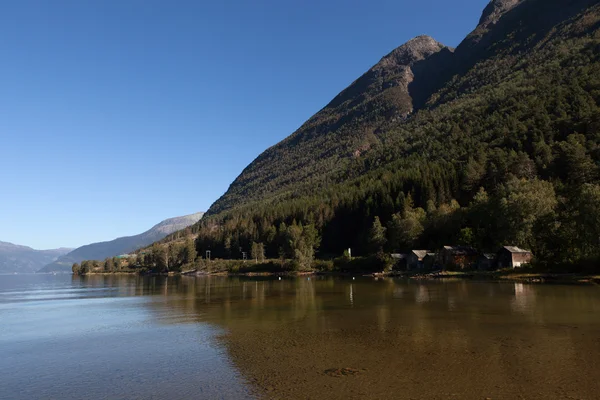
[376,35,447,70]
[465,0,525,45]
[207,35,451,215]
[324,35,449,116]
[206,35,455,215]
[479,0,523,29]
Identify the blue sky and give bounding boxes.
[0,0,488,249]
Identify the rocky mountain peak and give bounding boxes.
[478,0,523,29]
[377,35,447,69]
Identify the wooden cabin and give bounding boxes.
[407,250,430,270]
[477,253,496,270]
[423,253,438,270]
[439,246,479,270]
[497,246,533,268]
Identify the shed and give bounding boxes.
[439,246,478,270]
[497,246,533,268]
[477,253,496,271]
[407,250,430,270]
[423,252,438,270]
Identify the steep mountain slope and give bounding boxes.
[132,0,600,271]
[208,35,454,215]
[208,0,598,217]
[0,241,72,273]
[39,212,203,272]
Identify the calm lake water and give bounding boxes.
[1,274,599,400]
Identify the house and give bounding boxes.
[477,253,496,270]
[497,246,533,268]
[407,250,430,270]
[439,246,479,270]
[423,253,438,270]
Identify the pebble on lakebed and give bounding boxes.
[324,367,364,377]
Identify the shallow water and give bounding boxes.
[1,274,599,399]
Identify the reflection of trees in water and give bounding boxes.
[74,275,600,334]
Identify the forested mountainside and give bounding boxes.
[95,0,600,273]
[209,0,599,215]
[40,212,203,273]
[0,241,71,274]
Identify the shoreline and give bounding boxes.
[389,270,600,285]
[73,269,600,284]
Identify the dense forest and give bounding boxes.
[76,0,600,274]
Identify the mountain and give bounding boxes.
[209,0,599,216]
[140,0,600,271]
[39,212,204,273]
[0,242,72,274]
[207,35,454,215]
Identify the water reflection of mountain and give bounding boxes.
[76,275,600,399]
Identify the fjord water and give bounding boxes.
[1,275,599,400]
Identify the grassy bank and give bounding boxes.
[75,256,600,284]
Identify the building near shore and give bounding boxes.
[497,246,533,268]
[423,253,438,270]
[477,253,497,270]
[439,246,478,270]
[407,250,429,270]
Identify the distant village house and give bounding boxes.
[423,253,437,270]
[392,245,533,272]
[477,253,496,271]
[407,250,429,270]
[439,246,478,270]
[497,246,533,268]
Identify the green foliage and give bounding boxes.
[458,228,474,247]
[181,238,197,266]
[313,259,335,272]
[104,257,115,272]
[251,242,265,263]
[152,244,168,271]
[333,254,393,273]
[368,217,387,253]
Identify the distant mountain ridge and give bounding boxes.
[0,241,72,274]
[38,212,204,273]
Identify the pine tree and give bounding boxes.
[369,216,387,254]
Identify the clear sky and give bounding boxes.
[0,0,489,250]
